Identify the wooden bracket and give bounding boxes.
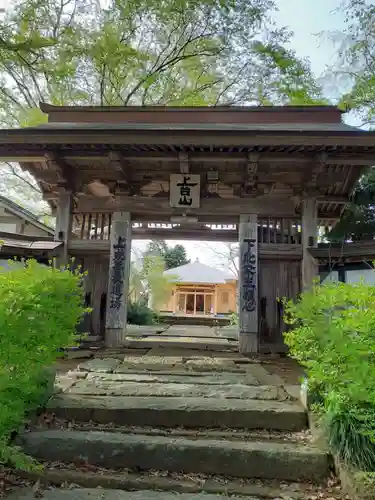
[109,151,141,195]
[45,152,76,191]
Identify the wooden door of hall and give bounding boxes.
[258,260,301,352]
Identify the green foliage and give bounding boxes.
[229,311,239,326]
[284,281,375,404]
[146,240,190,270]
[326,168,375,242]
[142,255,176,311]
[0,259,86,469]
[334,0,375,124]
[127,301,155,325]
[0,0,324,125]
[353,470,375,499]
[325,403,375,471]
[129,261,145,303]
[284,279,375,469]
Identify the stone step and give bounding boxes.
[48,394,307,431]
[16,466,332,499]
[18,430,329,482]
[84,371,263,386]
[122,336,239,352]
[66,379,285,400]
[42,422,311,445]
[7,489,257,499]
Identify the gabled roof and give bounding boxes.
[0,195,54,236]
[164,260,236,284]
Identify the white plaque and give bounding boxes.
[169,174,201,209]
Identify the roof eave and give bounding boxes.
[39,101,343,114]
[1,128,375,148]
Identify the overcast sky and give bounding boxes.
[0,0,350,268]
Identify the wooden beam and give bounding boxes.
[54,191,73,266]
[105,211,132,347]
[301,199,318,290]
[58,151,375,165]
[75,194,299,217]
[68,238,302,260]
[108,151,134,190]
[316,195,350,204]
[239,214,259,355]
[310,242,375,260]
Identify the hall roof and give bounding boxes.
[164,260,236,284]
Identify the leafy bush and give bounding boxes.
[0,259,86,469]
[284,281,375,406]
[325,402,375,471]
[283,280,375,469]
[229,311,238,326]
[127,301,155,325]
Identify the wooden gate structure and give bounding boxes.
[1,103,375,354]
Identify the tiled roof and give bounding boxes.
[164,260,236,284]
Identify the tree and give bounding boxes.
[164,244,190,270]
[326,0,375,125]
[0,0,325,214]
[203,242,239,277]
[145,240,190,269]
[326,167,375,242]
[323,1,375,240]
[142,254,176,311]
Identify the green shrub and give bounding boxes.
[283,281,375,406]
[283,280,375,469]
[325,402,375,471]
[0,259,86,469]
[229,311,238,326]
[127,301,155,325]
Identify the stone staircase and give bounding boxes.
[14,341,338,500]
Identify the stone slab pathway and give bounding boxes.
[160,325,217,338]
[15,326,334,500]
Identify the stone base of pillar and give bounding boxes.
[105,328,127,348]
[239,333,259,355]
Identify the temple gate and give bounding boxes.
[1,103,375,354]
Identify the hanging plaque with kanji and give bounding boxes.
[170,174,201,209]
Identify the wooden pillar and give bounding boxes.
[239,214,259,355]
[54,191,73,267]
[105,211,132,347]
[301,199,318,290]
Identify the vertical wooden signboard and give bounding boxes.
[239,214,259,354]
[105,211,131,347]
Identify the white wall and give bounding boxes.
[22,223,52,237]
[0,222,17,233]
[346,269,375,285]
[321,269,375,285]
[321,271,339,284]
